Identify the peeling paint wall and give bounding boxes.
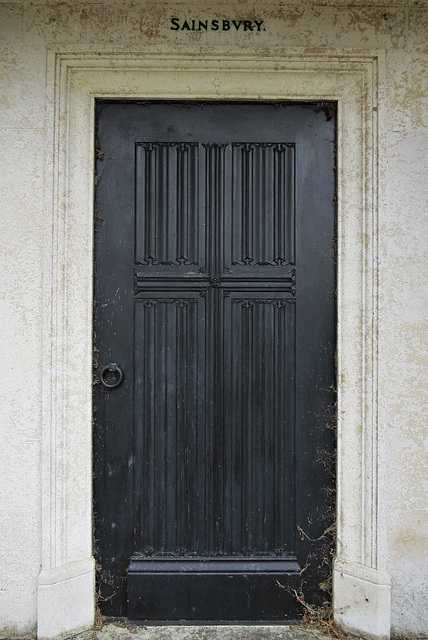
[0,0,427,637]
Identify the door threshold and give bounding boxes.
[94,621,330,640]
[104,618,301,626]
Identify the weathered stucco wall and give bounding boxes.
[381,34,428,631]
[0,0,427,637]
[0,4,45,637]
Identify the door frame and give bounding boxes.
[38,48,390,639]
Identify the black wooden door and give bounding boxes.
[94,102,335,621]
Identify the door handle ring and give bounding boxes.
[100,363,123,389]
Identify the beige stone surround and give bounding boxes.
[38,48,387,638]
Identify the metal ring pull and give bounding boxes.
[100,362,123,389]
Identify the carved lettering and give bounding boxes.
[170,18,265,32]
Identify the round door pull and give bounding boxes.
[100,363,123,389]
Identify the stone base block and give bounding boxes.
[334,560,391,639]
[37,557,94,640]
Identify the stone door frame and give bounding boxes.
[37,48,391,639]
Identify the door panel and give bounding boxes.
[93,102,336,621]
[134,292,208,554]
[135,142,204,272]
[228,142,294,270]
[222,291,296,554]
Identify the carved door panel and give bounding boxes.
[93,102,336,621]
